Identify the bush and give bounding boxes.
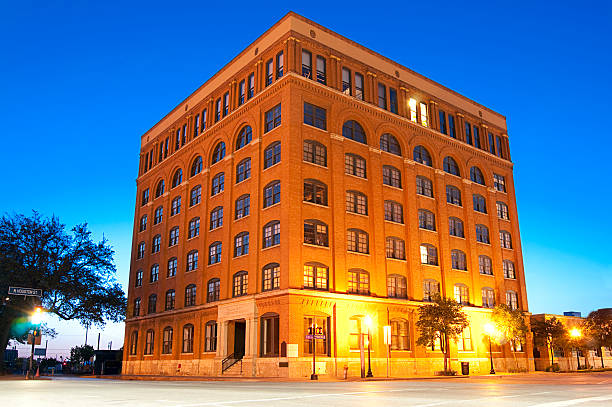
[545,363,560,372]
[435,370,458,376]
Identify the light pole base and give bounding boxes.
[489,369,496,375]
[310,374,318,380]
[366,371,373,378]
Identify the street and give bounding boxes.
[1,373,612,406]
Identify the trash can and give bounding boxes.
[461,362,469,375]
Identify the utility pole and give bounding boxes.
[97,333,100,350]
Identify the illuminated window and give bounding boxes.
[506,291,519,310]
[420,102,428,127]
[348,269,369,295]
[420,244,438,265]
[454,284,469,305]
[276,51,283,78]
[233,271,248,297]
[304,316,329,355]
[496,201,509,220]
[303,263,328,290]
[409,98,417,122]
[304,219,328,246]
[439,110,447,134]
[457,327,472,351]
[423,279,440,301]
[144,329,154,354]
[391,319,409,350]
[387,275,407,298]
[503,260,516,279]
[162,327,173,354]
[304,179,328,206]
[482,287,495,308]
[262,263,280,291]
[182,324,194,353]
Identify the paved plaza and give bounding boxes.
[1,372,611,406]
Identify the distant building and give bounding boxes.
[124,12,530,378]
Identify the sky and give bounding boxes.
[1,1,611,358]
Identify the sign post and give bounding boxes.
[306,323,325,380]
[383,325,391,378]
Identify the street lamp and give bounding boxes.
[364,315,373,378]
[28,306,44,379]
[570,328,582,370]
[483,322,496,375]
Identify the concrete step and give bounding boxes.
[222,360,244,376]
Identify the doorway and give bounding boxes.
[233,321,246,357]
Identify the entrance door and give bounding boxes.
[234,321,246,357]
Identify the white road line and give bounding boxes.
[409,391,553,407]
[527,395,612,407]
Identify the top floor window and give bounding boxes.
[223,92,229,117]
[389,88,398,114]
[439,111,447,134]
[265,58,273,86]
[238,80,245,106]
[301,50,312,78]
[448,114,456,138]
[304,102,327,130]
[248,73,255,99]
[264,104,281,133]
[342,67,352,95]
[355,73,364,100]
[316,56,326,85]
[276,51,283,78]
[377,83,387,109]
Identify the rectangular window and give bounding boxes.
[303,316,329,355]
[302,50,312,78]
[409,98,417,122]
[261,315,280,357]
[473,125,481,148]
[247,73,255,99]
[496,136,503,158]
[238,80,245,106]
[223,92,229,117]
[355,73,364,100]
[265,58,273,86]
[488,132,496,155]
[276,52,283,78]
[465,122,472,145]
[389,88,398,114]
[448,114,456,138]
[316,56,326,84]
[181,124,187,146]
[342,67,352,95]
[215,98,221,122]
[303,102,327,130]
[194,114,200,137]
[378,83,387,110]
[420,102,428,127]
[264,104,281,132]
[494,174,507,192]
[457,327,472,351]
[201,109,207,132]
[439,111,447,134]
[205,322,217,352]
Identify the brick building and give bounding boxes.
[123,12,532,378]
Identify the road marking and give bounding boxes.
[527,395,612,407]
[409,391,553,407]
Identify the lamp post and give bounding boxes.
[570,328,582,370]
[28,306,43,379]
[484,322,496,375]
[364,316,373,378]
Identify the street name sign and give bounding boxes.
[8,287,42,297]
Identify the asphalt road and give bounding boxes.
[1,373,612,407]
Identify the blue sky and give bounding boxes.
[1,1,611,355]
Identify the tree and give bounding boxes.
[583,308,612,369]
[491,304,529,371]
[0,212,126,374]
[70,344,95,368]
[416,295,469,373]
[531,316,567,367]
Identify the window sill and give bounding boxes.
[262,202,281,211]
[261,244,280,252]
[234,214,250,222]
[346,210,368,218]
[235,177,251,186]
[447,202,463,208]
[384,220,405,226]
[452,268,468,273]
[345,173,368,181]
[210,191,225,198]
[347,251,370,256]
[476,241,491,246]
[303,201,329,209]
[383,184,403,191]
[302,122,328,133]
[303,160,328,169]
[386,257,406,262]
[480,273,495,277]
[450,235,466,240]
[264,124,282,135]
[504,277,517,281]
[233,253,249,259]
[302,243,329,249]
[419,227,437,234]
[209,226,223,232]
[189,202,201,209]
[263,161,281,172]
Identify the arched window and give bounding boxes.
[234,231,249,257]
[139,215,147,232]
[470,166,485,185]
[390,319,410,350]
[137,242,145,259]
[172,169,183,188]
[208,241,222,265]
[303,140,327,166]
[418,209,436,231]
[263,220,280,248]
[473,194,487,213]
[387,275,407,298]
[150,264,159,282]
[420,244,438,265]
[448,217,464,237]
[451,249,467,270]
[155,180,165,198]
[171,196,181,216]
[503,260,516,279]
[446,185,462,206]
[380,133,401,156]
[303,262,328,290]
[476,224,490,244]
[190,156,202,177]
[382,165,402,188]
[479,255,493,275]
[129,331,138,355]
[262,263,280,291]
[263,181,280,207]
[182,324,194,353]
[264,141,281,168]
[500,230,513,249]
[167,257,177,277]
[168,227,179,246]
[416,176,433,197]
[496,201,509,220]
[147,294,157,314]
[144,329,154,355]
[233,271,248,297]
[423,279,440,301]
[386,237,405,260]
[204,321,218,352]
[235,194,250,219]
[384,200,403,223]
[207,278,220,302]
[454,284,469,305]
[235,126,252,151]
[185,284,196,307]
[211,172,224,196]
[482,287,495,308]
[342,120,367,144]
[348,269,369,295]
[345,153,366,178]
[346,190,368,215]
[443,157,460,176]
[210,206,223,230]
[186,250,198,271]
[413,145,432,166]
[506,291,519,310]
[188,217,200,239]
[303,179,328,206]
[211,141,226,164]
[165,289,175,310]
[304,219,328,246]
[162,327,173,354]
[151,234,161,253]
[236,158,251,183]
[154,206,163,224]
[190,185,201,206]
[347,228,368,253]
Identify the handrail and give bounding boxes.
[222,351,244,373]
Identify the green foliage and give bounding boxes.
[416,295,469,372]
[583,308,612,348]
[545,363,560,372]
[0,212,126,374]
[492,304,528,344]
[531,316,567,365]
[70,344,95,366]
